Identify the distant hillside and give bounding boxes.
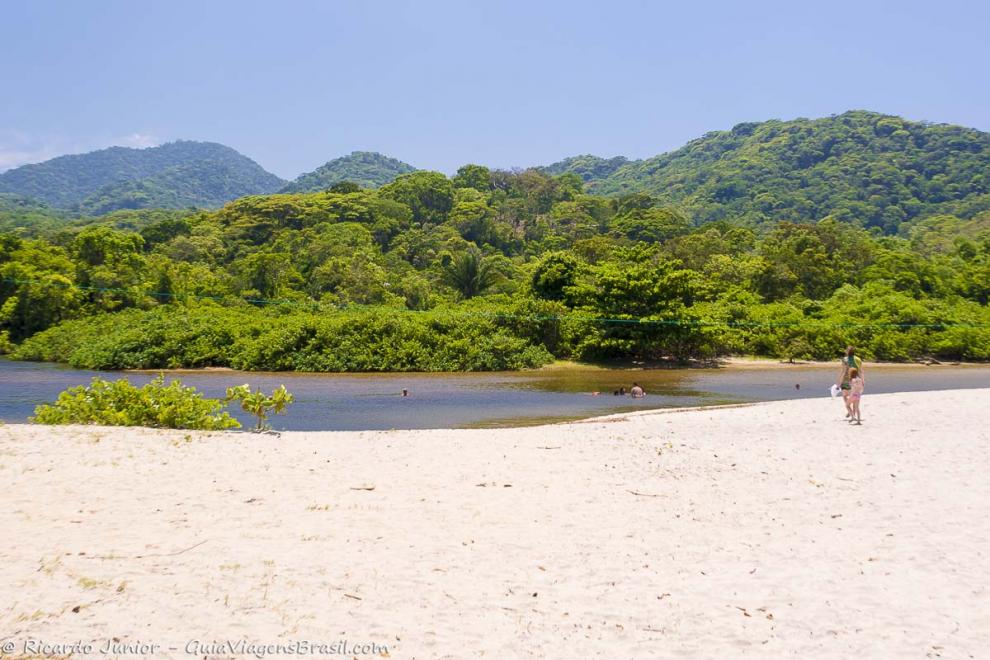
[4,112,988,230]
[0,141,285,212]
[540,155,629,182]
[0,194,70,234]
[282,151,416,192]
[77,160,286,215]
[545,111,990,232]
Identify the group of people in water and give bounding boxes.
[591,383,646,398]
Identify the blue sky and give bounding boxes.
[2,0,988,178]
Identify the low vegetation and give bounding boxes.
[226,384,294,431]
[32,375,241,429]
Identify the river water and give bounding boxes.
[0,358,986,431]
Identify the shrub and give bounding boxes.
[13,303,555,372]
[32,375,241,430]
[225,384,294,431]
[10,293,988,369]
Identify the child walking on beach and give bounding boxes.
[848,368,864,425]
[837,346,864,419]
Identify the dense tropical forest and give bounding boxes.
[1,111,988,371]
[545,111,990,232]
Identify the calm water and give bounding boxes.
[0,358,987,431]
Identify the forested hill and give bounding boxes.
[281,151,417,192]
[0,141,286,211]
[5,112,987,229]
[76,160,286,215]
[543,111,990,233]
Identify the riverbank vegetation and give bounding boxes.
[32,376,297,430]
[2,115,989,370]
[32,375,242,429]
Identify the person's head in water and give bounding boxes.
[619,387,626,395]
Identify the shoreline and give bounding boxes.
[1,354,984,376]
[2,388,987,657]
[127,357,990,374]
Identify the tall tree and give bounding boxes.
[443,249,498,299]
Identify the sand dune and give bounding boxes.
[1,389,988,658]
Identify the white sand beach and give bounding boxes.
[1,389,988,659]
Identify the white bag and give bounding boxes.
[829,384,841,398]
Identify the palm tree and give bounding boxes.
[443,248,498,298]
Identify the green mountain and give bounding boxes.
[282,151,416,192]
[0,141,285,212]
[76,160,285,215]
[3,111,988,231]
[544,111,990,232]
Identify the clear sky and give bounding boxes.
[2,0,988,178]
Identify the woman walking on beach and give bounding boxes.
[836,346,864,419]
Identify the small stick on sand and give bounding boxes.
[89,539,209,560]
[628,490,662,498]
